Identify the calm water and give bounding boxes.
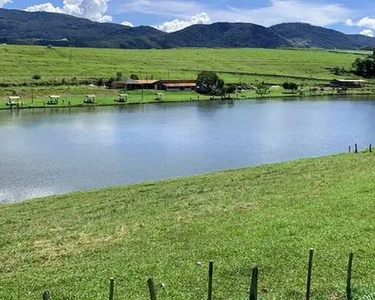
[1,97,375,203]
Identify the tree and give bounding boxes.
[105,77,115,88]
[115,72,123,81]
[256,83,270,96]
[221,84,236,99]
[130,74,139,80]
[352,58,375,78]
[96,78,105,86]
[196,71,225,96]
[32,73,41,80]
[282,82,298,92]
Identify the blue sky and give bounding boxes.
[2,0,375,36]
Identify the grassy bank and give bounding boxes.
[1,153,375,299]
[1,85,375,111]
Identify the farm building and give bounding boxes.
[330,79,366,88]
[111,79,197,91]
[112,79,158,90]
[155,80,197,91]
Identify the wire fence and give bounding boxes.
[39,249,359,300]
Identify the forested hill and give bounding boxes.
[1,8,375,50]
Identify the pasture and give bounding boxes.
[1,153,375,299]
[0,45,370,86]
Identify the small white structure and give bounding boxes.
[6,96,20,106]
[84,94,96,103]
[115,94,128,103]
[155,92,164,101]
[47,95,60,105]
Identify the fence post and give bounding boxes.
[109,278,115,300]
[349,146,351,153]
[42,291,50,300]
[306,248,314,300]
[148,278,157,300]
[249,266,259,300]
[355,144,358,154]
[346,253,354,300]
[207,261,214,300]
[370,144,372,153]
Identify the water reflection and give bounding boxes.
[1,97,375,203]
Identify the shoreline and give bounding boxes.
[1,90,375,111]
[1,152,344,205]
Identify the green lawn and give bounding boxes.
[2,153,375,299]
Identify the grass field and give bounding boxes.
[2,153,375,299]
[0,45,371,86]
[1,45,374,108]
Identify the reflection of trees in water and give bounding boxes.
[196,99,235,113]
[0,105,150,126]
[0,101,239,127]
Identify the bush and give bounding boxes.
[115,72,123,81]
[282,82,298,91]
[256,83,270,95]
[32,73,41,80]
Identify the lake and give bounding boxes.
[1,97,375,203]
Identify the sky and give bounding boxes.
[1,0,375,36]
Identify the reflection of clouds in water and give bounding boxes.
[0,187,58,203]
[2,100,375,203]
[68,114,117,147]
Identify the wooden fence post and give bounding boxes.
[370,144,372,153]
[349,146,351,153]
[207,261,214,300]
[346,253,354,300]
[306,248,314,300]
[42,291,50,300]
[109,278,115,300]
[355,144,358,154]
[148,278,157,300]
[249,266,259,300]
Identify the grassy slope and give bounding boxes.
[1,153,375,299]
[0,46,370,86]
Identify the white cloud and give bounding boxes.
[345,17,375,36]
[25,0,112,23]
[357,17,375,30]
[0,0,11,8]
[360,29,374,37]
[121,21,134,27]
[25,3,63,13]
[345,19,354,26]
[155,12,211,32]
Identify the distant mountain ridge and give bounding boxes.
[1,8,375,50]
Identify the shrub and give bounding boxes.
[32,73,41,80]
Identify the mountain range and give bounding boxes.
[1,8,375,50]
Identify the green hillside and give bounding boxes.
[0,45,370,86]
[1,153,375,299]
[1,8,375,50]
